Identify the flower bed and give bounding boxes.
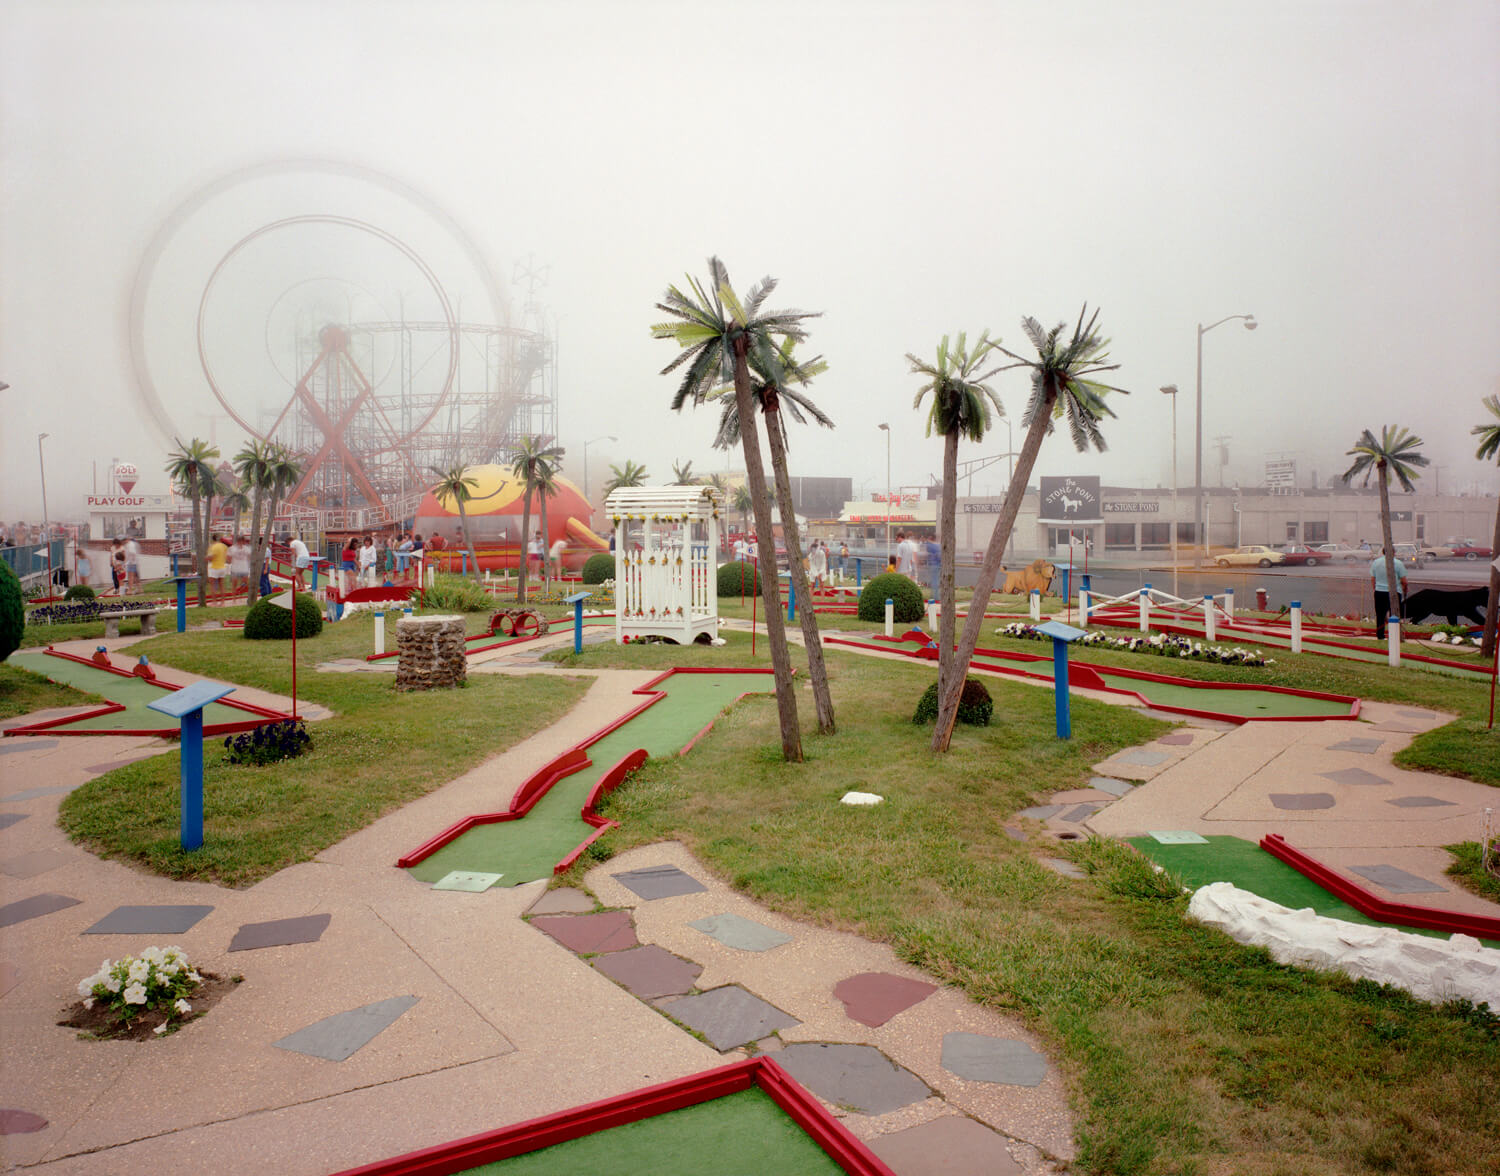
[59,947,237,1040]
[997,622,1274,667]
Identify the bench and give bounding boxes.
[103,608,163,638]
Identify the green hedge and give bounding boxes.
[857,572,925,623]
[912,677,994,726]
[64,584,98,601]
[0,561,22,661]
[243,593,324,640]
[717,560,760,598]
[582,553,615,584]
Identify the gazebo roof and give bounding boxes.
[605,486,720,520]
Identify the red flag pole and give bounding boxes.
[750,556,757,658]
[290,575,298,719]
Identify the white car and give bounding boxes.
[1215,545,1286,568]
[1313,543,1364,564]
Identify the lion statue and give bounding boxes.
[1000,559,1056,596]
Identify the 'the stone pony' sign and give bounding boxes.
[1039,476,1101,522]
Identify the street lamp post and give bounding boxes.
[1195,314,1256,563]
[877,423,892,559]
[38,432,52,590]
[1161,385,1179,598]
[582,434,618,510]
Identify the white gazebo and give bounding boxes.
[605,486,721,644]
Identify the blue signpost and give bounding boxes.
[146,680,236,850]
[1035,619,1087,739]
[167,575,195,633]
[564,590,592,654]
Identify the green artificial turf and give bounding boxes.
[407,671,773,885]
[463,1087,841,1175]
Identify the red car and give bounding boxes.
[1277,543,1321,566]
[1447,538,1493,561]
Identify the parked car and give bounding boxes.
[1444,538,1493,561]
[1313,543,1364,563]
[1418,542,1455,560]
[1277,543,1320,566]
[1391,543,1425,570]
[1216,545,1285,568]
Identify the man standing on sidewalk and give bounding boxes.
[1369,547,1407,640]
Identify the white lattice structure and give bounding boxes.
[606,486,721,644]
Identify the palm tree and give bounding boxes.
[1473,395,1500,658]
[653,256,818,761]
[511,436,564,603]
[909,331,1004,724]
[933,307,1128,751]
[603,460,649,494]
[430,464,482,584]
[710,339,837,733]
[259,445,302,587]
[671,460,699,486]
[164,437,221,606]
[234,440,275,606]
[732,483,753,542]
[1342,426,1428,638]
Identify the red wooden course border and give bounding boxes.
[396,668,775,874]
[1258,834,1500,940]
[822,635,1359,725]
[3,647,294,739]
[327,1056,894,1176]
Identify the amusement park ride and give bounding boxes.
[130,162,571,545]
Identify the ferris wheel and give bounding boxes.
[129,159,555,529]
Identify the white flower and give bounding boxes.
[122,982,147,1005]
[153,1023,169,1035]
[103,975,122,994]
[140,947,165,965]
[127,959,150,983]
[187,970,202,984]
[78,978,96,996]
[82,997,94,1010]
[174,998,192,1015]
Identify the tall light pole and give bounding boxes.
[1195,314,1256,561]
[582,434,617,510]
[1161,385,1179,598]
[38,432,52,590]
[878,422,892,558]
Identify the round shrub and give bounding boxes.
[717,560,760,598]
[64,584,97,601]
[582,553,615,585]
[0,560,22,662]
[858,572,925,623]
[912,677,994,726]
[243,593,324,640]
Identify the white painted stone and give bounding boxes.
[841,791,885,806]
[1187,882,1500,1007]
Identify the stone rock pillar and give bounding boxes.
[395,614,467,691]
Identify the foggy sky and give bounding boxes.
[3,0,1498,522]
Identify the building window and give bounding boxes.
[1303,521,1329,544]
[1140,523,1171,547]
[1105,523,1136,549]
[1176,523,1196,544]
[1286,523,1299,541]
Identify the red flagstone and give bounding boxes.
[531,910,638,955]
[833,971,938,1027]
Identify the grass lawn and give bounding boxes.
[0,661,106,721]
[562,640,1500,1176]
[55,609,589,887]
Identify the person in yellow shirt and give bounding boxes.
[207,534,229,595]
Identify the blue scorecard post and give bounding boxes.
[146,681,236,850]
[564,590,592,654]
[1035,619,1087,739]
[167,574,195,633]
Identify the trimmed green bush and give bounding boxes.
[243,593,324,640]
[0,561,22,661]
[858,572,925,623]
[912,677,994,726]
[64,584,97,601]
[582,553,615,585]
[717,560,760,598]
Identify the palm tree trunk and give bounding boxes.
[1377,465,1400,630]
[517,490,532,604]
[937,429,958,708]
[457,503,479,584]
[933,396,1055,751]
[1483,498,1500,659]
[246,485,265,608]
[186,487,202,605]
[195,487,211,607]
[762,402,834,734]
[260,490,280,590]
[733,335,802,762]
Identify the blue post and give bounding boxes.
[175,578,188,633]
[1080,573,1091,594]
[855,557,863,589]
[788,577,796,621]
[565,591,592,654]
[1052,639,1071,739]
[180,709,205,850]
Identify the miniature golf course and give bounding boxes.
[402,670,772,887]
[1088,607,1492,681]
[4,648,291,736]
[364,612,615,662]
[825,636,1359,723]
[1130,834,1499,949]
[332,1058,890,1176]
